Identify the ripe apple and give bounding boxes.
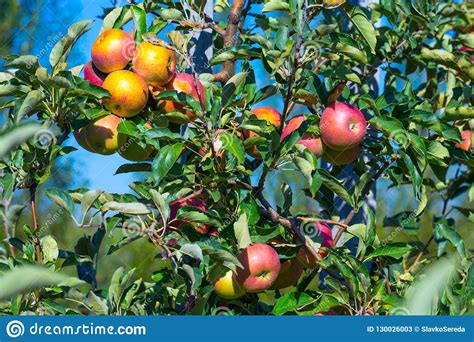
[322,144,361,165]
[297,223,334,269]
[132,41,176,88]
[455,130,472,152]
[235,243,281,292]
[102,70,149,118]
[91,29,135,73]
[212,270,245,299]
[169,197,211,235]
[160,73,206,124]
[117,123,154,162]
[73,127,94,152]
[83,61,107,87]
[243,107,282,159]
[320,102,367,151]
[281,115,324,157]
[84,115,121,155]
[270,259,303,290]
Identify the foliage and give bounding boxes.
[0,0,473,316]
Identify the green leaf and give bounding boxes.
[149,189,170,223]
[313,294,340,313]
[334,43,368,64]
[4,55,39,72]
[151,143,184,185]
[50,20,93,71]
[275,27,289,50]
[72,76,111,99]
[434,223,466,258]
[160,8,184,20]
[366,243,412,260]
[80,190,103,216]
[0,123,41,158]
[46,188,75,215]
[320,170,354,207]
[115,163,151,175]
[180,244,204,261]
[16,90,44,122]
[41,235,59,262]
[145,127,183,140]
[272,292,314,315]
[199,241,242,271]
[131,6,147,43]
[100,6,131,33]
[0,266,86,300]
[221,72,248,108]
[101,201,150,215]
[369,116,405,133]
[400,150,422,199]
[402,256,460,315]
[234,213,252,249]
[344,5,377,53]
[177,210,221,228]
[87,291,109,315]
[219,132,245,163]
[117,120,138,136]
[262,1,290,12]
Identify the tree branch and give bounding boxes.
[227,179,322,261]
[333,159,392,245]
[212,0,247,83]
[30,184,41,265]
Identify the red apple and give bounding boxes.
[297,223,334,269]
[320,102,367,151]
[281,115,324,156]
[270,259,303,290]
[243,107,282,159]
[455,130,472,152]
[322,144,361,166]
[161,72,205,124]
[83,61,107,87]
[235,243,281,292]
[169,197,211,235]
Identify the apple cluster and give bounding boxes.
[211,223,334,299]
[246,102,367,165]
[76,29,205,161]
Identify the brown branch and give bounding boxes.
[227,179,322,262]
[169,189,204,206]
[298,217,348,229]
[30,185,41,265]
[212,0,247,83]
[177,20,225,36]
